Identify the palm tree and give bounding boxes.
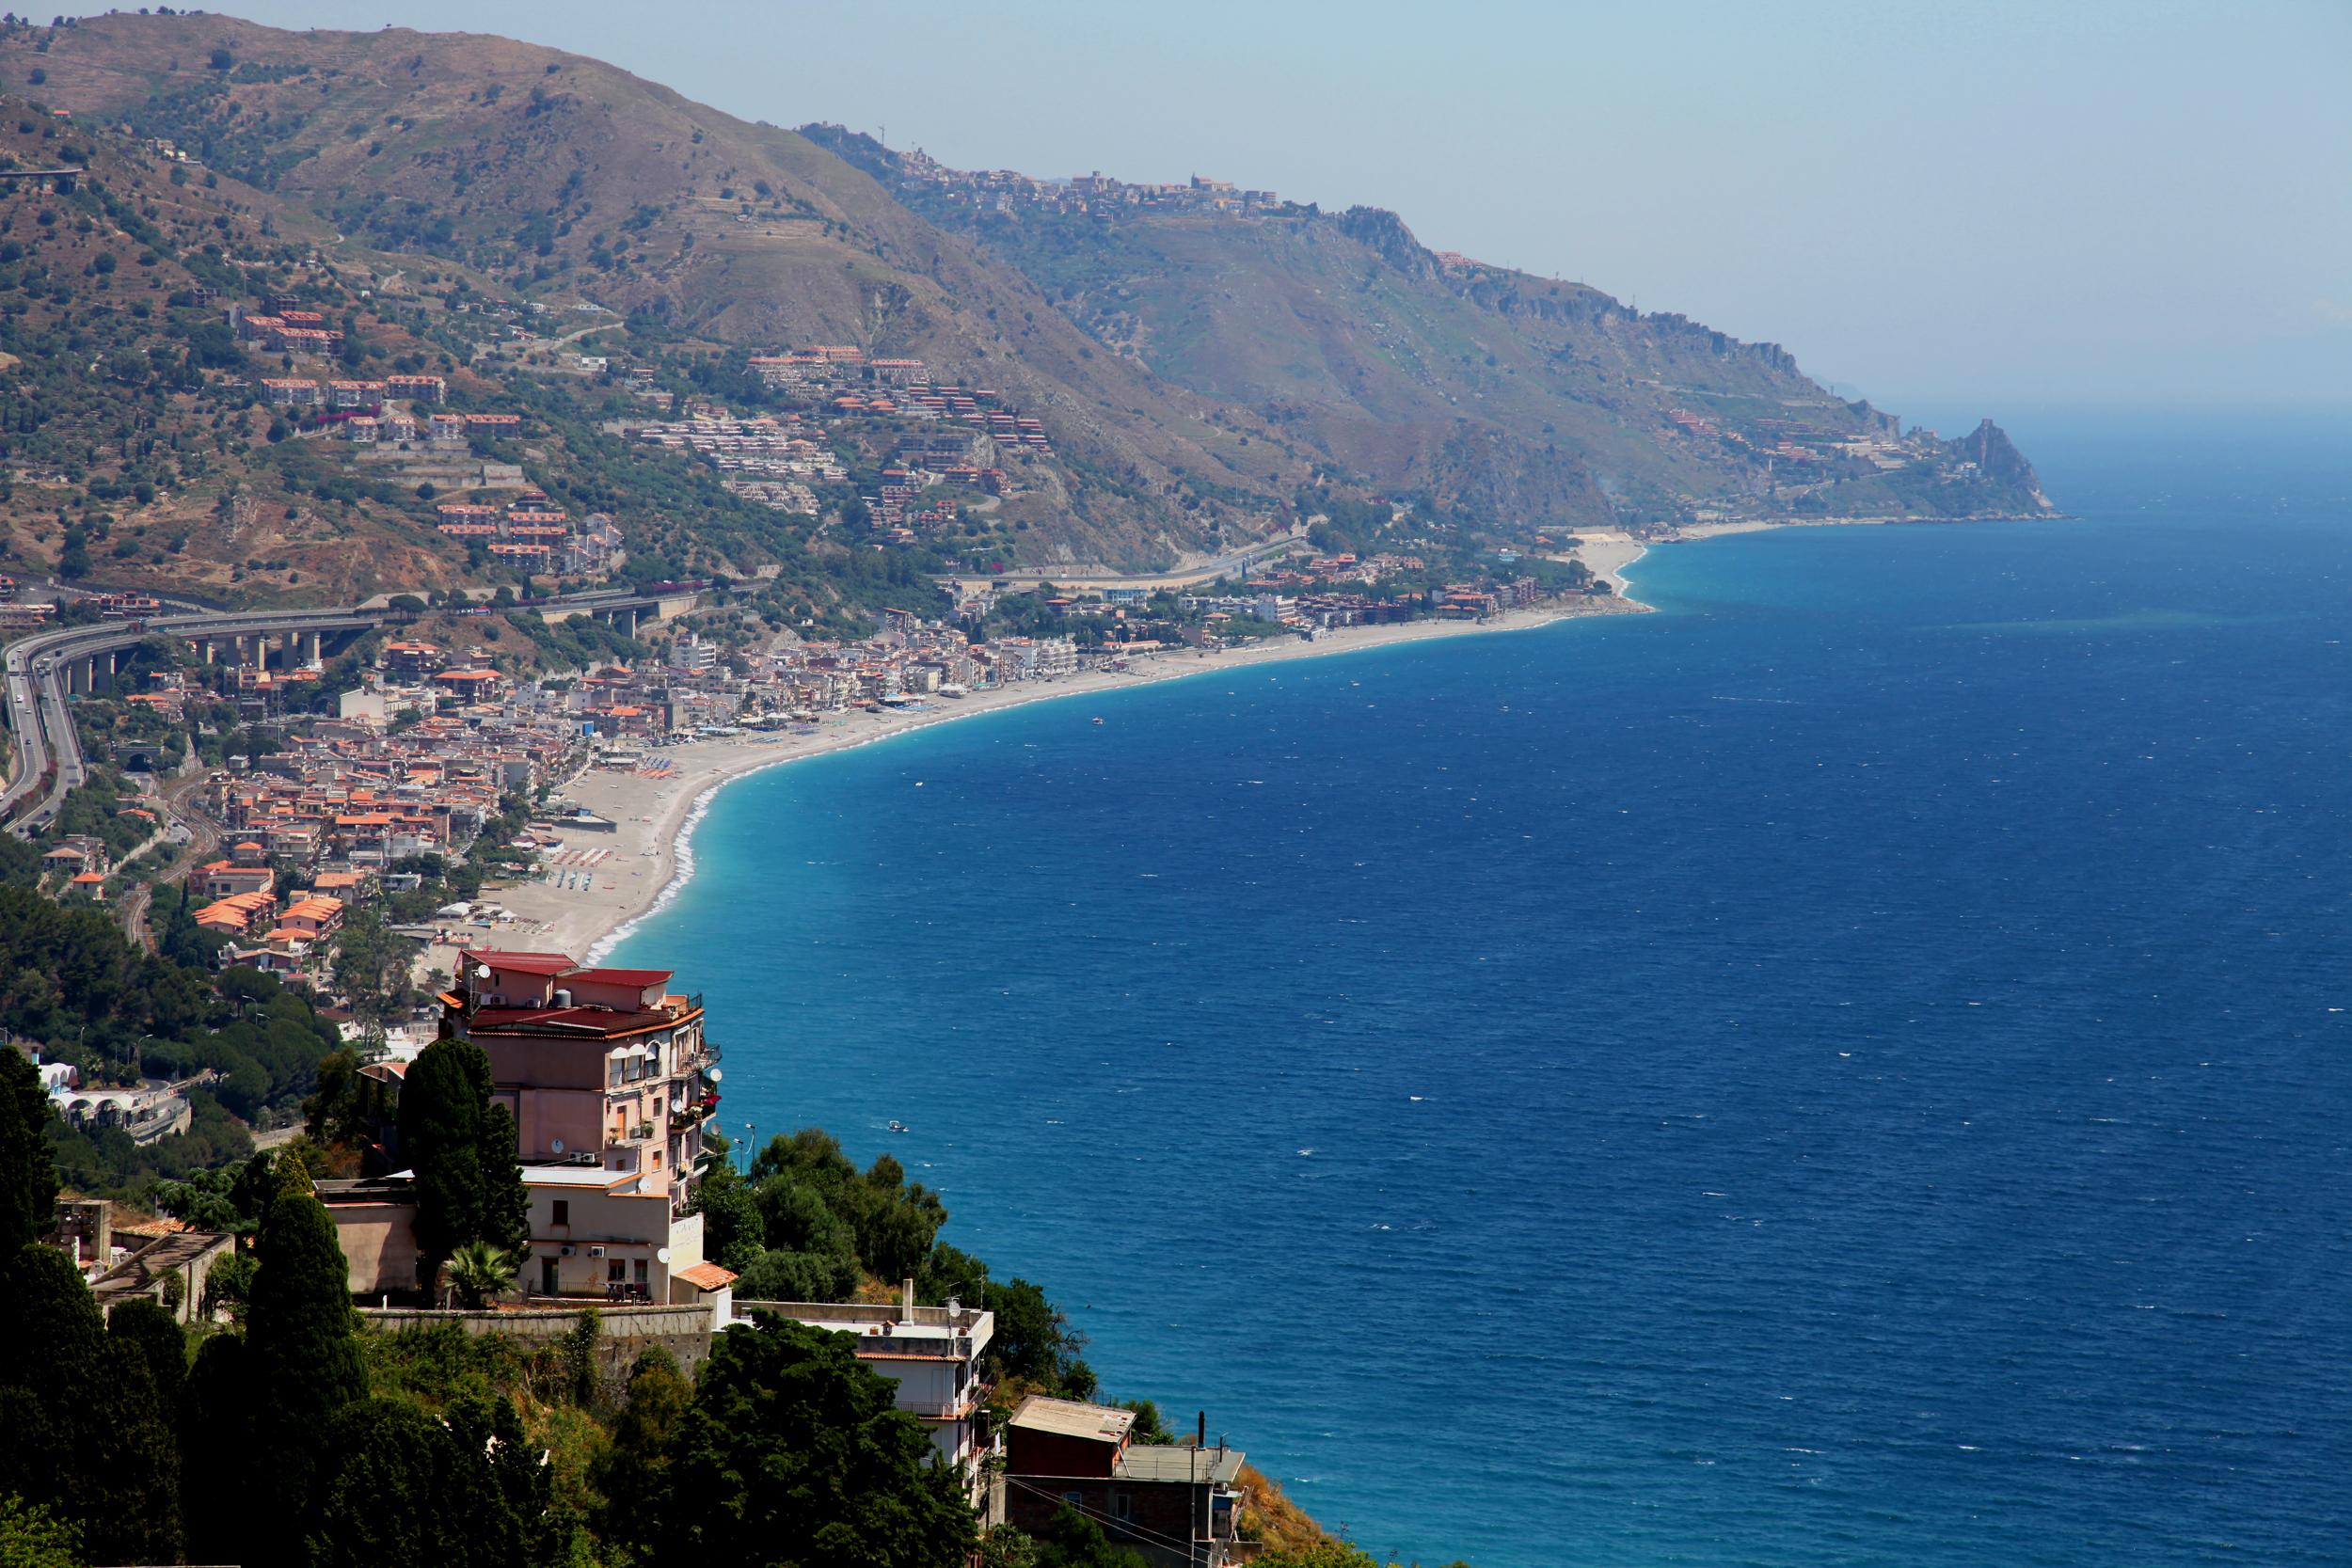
[446,1240,517,1309]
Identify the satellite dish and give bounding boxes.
[656,1247,671,1264]
[472,963,491,980]
[707,1068,723,1084]
[550,1137,564,1155]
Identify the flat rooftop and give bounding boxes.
[1115,1446,1247,1486]
[520,1164,642,1190]
[1010,1395,1136,1445]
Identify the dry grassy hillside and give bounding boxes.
[9,11,1316,566]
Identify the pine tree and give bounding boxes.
[0,1046,59,1254]
[644,1314,975,1567]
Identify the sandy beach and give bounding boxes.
[444,539,1650,971]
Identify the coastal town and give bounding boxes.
[0,541,1556,1562]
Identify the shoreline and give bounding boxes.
[455,539,1649,970]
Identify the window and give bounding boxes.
[551,1199,569,1226]
[1111,1492,1134,1521]
[633,1258,648,1283]
[608,1259,626,1282]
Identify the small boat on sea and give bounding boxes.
[1091,716,1104,725]
[886,1119,909,1133]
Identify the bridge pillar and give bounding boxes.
[198,640,213,664]
[105,651,118,679]
[232,635,247,666]
[309,630,322,666]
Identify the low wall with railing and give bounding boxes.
[358,1299,719,1382]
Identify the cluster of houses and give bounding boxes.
[183,679,578,971]
[743,346,1053,456]
[229,297,345,358]
[625,399,1013,537]
[1662,404,1931,489]
[34,1191,232,1323]
[183,841,352,962]
[889,148,1288,223]
[39,833,116,903]
[434,492,624,576]
[627,411,843,517]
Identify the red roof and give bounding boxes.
[674,1262,738,1292]
[469,951,577,975]
[566,966,675,988]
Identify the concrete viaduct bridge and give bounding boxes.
[4,585,706,838]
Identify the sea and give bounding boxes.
[613,407,2352,1567]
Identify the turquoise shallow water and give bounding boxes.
[617,414,2352,1567]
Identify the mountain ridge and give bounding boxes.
[0,10,2051,617]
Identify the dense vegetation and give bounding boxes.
[0,1022,1407,1567]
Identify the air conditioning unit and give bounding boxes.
[559,1245,575,1257]
[588,1245,606,1258]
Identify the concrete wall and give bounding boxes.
[334,1201,424,1296]
[357,1300,720,1384]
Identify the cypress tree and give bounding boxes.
[0,1046,59,1254]
[0,1244,183,1563]
[0,1243,104,1523]
[301,1399,452,1568]
[105,1295,188,1409]
[483,1099,529,1256]
[304,1394,549,1568]
[82,1335,183,1566]
[401,1036,491,1288]
[246,1187,367,1562]
[180,1332,254,1565]
[399,1036,527,1290]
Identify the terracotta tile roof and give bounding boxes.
[674,1262,738,1291]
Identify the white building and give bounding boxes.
[737,1287,996,1496]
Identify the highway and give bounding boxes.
[2,584,704,840]
[929,526,1308,594]
[1,607,384,838]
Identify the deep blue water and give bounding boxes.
[617,413,2352,1567]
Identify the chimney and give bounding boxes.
[902,1276,914,1316]
[1198,1410,1206,1449]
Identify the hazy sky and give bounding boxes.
[205,1,2350,414]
